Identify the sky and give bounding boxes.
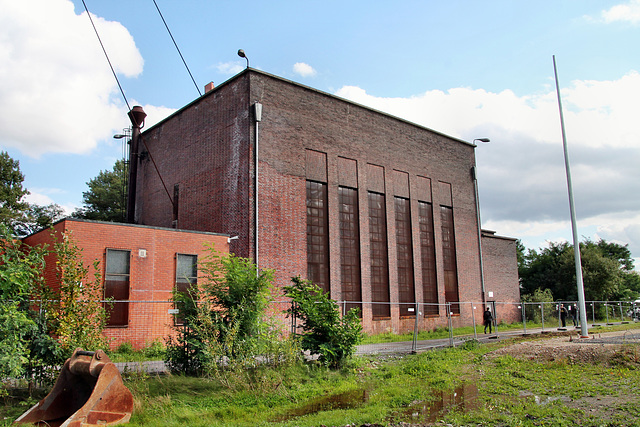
[1,0,639,269]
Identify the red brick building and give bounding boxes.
[132,68,519,333]
[22,218,229,348]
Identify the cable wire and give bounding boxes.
[81,0,131,111]
[152,0,202,96]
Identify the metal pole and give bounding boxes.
[447,303,454,347]
[491,301,497,336]
[412,302,419,353]
[541,304,545,331]
[553,56,588,337]
[521,303,527,334]
[619,302,623,322]
[472,303,477,340]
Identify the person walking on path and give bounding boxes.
[560,303,568,328]
[483,307,493,334]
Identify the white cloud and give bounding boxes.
[335,72,640,264]
[602,0,640,24]
[293,62,317,78]
[216,62,245,75]
[0,0,143,157]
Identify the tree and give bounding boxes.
[519,238,639,302]
[14,203,65,237]
[72,160,127,222]
[0,151,29,230]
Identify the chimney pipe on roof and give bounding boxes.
[204,82,215,93]
[126,106,147,223]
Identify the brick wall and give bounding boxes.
[22,219,229,349]
[135,69,518,334]
[481,230,521,323]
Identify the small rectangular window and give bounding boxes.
[104,249,130,327]
[175,254,197,325]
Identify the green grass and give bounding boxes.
[106,339,166,363]
[4,324,640,426]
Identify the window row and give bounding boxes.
[306,181,459,318]
[104,249,197,327]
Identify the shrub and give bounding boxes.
[165,247,288,377]
[284,276,363,368]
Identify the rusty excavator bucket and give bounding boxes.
[15,349,134,427]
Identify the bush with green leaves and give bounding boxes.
[165,246,300,379]
[47,231,108,353]
[284,276,363,368]
[0,224,47,393]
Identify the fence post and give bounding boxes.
[619,302,624,322]
[412,302,419,354]
[471,302,477,340]
[290,300,297,335]
[606,303,611,324]
[447,303,453,347]
[521,303,527,334]
[540,304,545,332]
[491,301,497,336]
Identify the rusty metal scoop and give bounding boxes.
[15,348,134,426]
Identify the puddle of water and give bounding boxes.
[393,383,480,423]
[271,388,368,422]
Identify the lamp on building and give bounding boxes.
[472,137,490,305]
[237,49,249,68]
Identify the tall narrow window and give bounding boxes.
[105,249,130,327]
[395,197,415,316]
[307,180,330,294]
[339,186,361,315]
[175,254,197,325]
[368,191,390,317]
[440,206,460,314]
[419,201,438,316]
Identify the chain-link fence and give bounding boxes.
[35,298,638,352]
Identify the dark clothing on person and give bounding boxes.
[560,304,568,327]
[483,308,493,334]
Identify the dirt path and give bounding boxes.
[486,328,640,365]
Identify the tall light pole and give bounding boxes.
[553,55,588,338]
[472,138,490,305]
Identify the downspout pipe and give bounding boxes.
[472,165,486,306]
[253,102,262,274]
[126,106,147,223]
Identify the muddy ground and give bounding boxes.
[376,328,640,427]
[487,328,640,366]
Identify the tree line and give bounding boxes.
[518,238,640,303]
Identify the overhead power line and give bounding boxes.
[152,0,202,97]
[81,0,131,111]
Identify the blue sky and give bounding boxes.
[1,0,639,269]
